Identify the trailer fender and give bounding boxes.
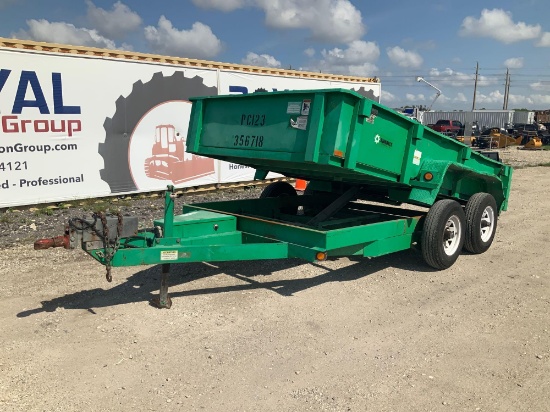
[408,160,507,211]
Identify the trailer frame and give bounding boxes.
[69,185,426,307]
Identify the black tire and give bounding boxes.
[260,181,298,215]
[464,193,497,254]
[99,72,218,193]
[421,199,466,270]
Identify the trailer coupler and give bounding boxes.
[34,234,70,250]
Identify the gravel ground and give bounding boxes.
[0,185,266,249]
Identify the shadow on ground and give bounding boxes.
[17,249,436,317]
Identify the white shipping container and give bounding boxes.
[512,111,535,124]
[422,110,514,130]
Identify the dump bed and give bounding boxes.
[187,89,512,211]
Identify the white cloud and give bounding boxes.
[120,42,134,51]
[428,67,496,87]
[86,1,142,39]
[304,48,315,57]
[405,93,425,101]
[476,90,505,104]
[536,32,550,47]
[317,40,379,76]
[437,94,452,104]
[14,19,117,49]
[507,94,534,106]
[503,57,524,69]
[321,40,379,65]
[191,0,249,12]
[343,63,378,77]
[454,93,468,102]
[530,82,550,91]
[144,17,222,59]
[260,0,364,42]
[381,90,398,103]
[192,0,364,43]
[459,9,541,44]
[242,52,281,67]
[471,92,550,108]
[527,94,550,105]
[387,46,423,69]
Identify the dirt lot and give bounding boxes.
[1,150,549,411]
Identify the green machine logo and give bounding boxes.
[374,134,393,147]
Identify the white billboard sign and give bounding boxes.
[0,42,381,208]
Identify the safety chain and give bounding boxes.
[68,215,100,235]
[95,212,124,283]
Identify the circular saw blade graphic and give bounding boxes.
[99,71,217,193]
[352,86,379,102]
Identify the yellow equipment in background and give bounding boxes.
[480,128,520,149]
[522,134,543,149]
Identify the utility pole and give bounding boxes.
[472,61,479,111]
[503,70,511,110]
[503,69,508,109]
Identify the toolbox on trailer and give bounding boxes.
[36,89,513,308]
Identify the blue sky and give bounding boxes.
[1,0,549,110]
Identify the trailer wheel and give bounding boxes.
[421,199,466,270]
[260,182,298,215]
[464,193,497,254]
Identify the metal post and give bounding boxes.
[464,111,474,143]
[152,185,176,309]
[164,185,175,238]
[504,70,511,110]
[152,263,172,309]
[472,62,479,111]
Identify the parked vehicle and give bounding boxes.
[509,123,550,145]
[509,123,538,134]
[429,119,465,137]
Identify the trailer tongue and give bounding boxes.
[35,89,512,308]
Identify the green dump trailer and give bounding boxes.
[36,89,512,308]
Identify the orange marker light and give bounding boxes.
[333,150,344,158]
[316,252,327,261]
[424,172,434,181]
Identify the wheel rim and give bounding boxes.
[443,215,462,256]
[480,206,495,242]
